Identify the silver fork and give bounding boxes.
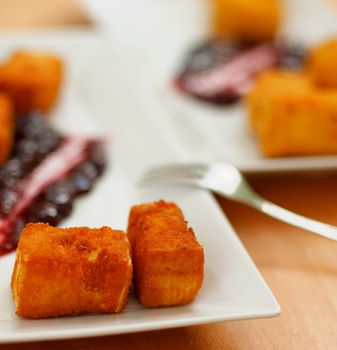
[139,162,337,241]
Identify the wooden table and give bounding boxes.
[2,1,337,349]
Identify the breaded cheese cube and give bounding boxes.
[11,223,132,319]
[127,200,204,308]
[0,51,63,114]
[307,39,337,88]
[246,70,337,157]
[211,0,281,43]
[0,93,13,163]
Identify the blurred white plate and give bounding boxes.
[0,30,279,343]
[83,0,337,172]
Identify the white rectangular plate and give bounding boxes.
[0,30,279,343]
[83,0,337,172]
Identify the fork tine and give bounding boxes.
[138,163,209,188]
[140,171,202,183]
[145,163,207,171]
[144,163,208,176]
[138,173,200,188]
[139,164,205,187]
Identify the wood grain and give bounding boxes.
[2,1,337,349]
[0,0,89,27]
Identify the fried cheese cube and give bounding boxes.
[127,200,204,307]
[307,39,337,88]
[211,0,281,43]
[246,70,337,157]
[0,52,63,114]
[0,93,14,163]
[11,223,132,319]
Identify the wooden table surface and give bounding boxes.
[2,1,337,349]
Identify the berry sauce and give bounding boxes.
[174,39,307,105]
[0,113,106,256]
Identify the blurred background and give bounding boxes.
[0,0,89,27]
[2,1,337,349]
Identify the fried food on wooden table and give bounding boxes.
[128,200,204,307]
[211,0,281,43]
[0,93,13,164]
[307,39,337,88]
[0,52,63,114]
[11,223,132,319]
[246,69,337,157]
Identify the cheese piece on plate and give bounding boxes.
[246,70,337,157]
[0,52,63,114]
[128,200,204,308]
[211,0,281,43]
[307,39,337,88]
[0,93,13,164]
[12,223,132,319]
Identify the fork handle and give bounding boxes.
[248,196,337,241]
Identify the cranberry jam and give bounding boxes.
[0,113,106,256]
[174,39,307,105]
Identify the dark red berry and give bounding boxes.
[11,217,26,244]
[180,39,241,75]
[277,44,307,70]
[0,189,20,215]
[72,172,93,194]
[88,142,106,175]
[29,202,60,226]
[16,112,48,138]
[79,161,98,180]
[5,158,23,178]
[46,181,74,205]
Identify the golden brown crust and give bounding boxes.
[0,51,63,114]
[0,93,13,163]
[246,69,337,157]
[211,0,281,43]
[307,39,337,88]
[12,223,132,319]
[128,200,204,307]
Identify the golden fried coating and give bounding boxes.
[12,223,132,319]
[211,0,281,43]
[246,69,337,157]
[307,39,337,88]
[127,200,204,308]
[0,93,13,163]
[0,51,63,114]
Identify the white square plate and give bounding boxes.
[83,0,337,172]
[0,30,279,343]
